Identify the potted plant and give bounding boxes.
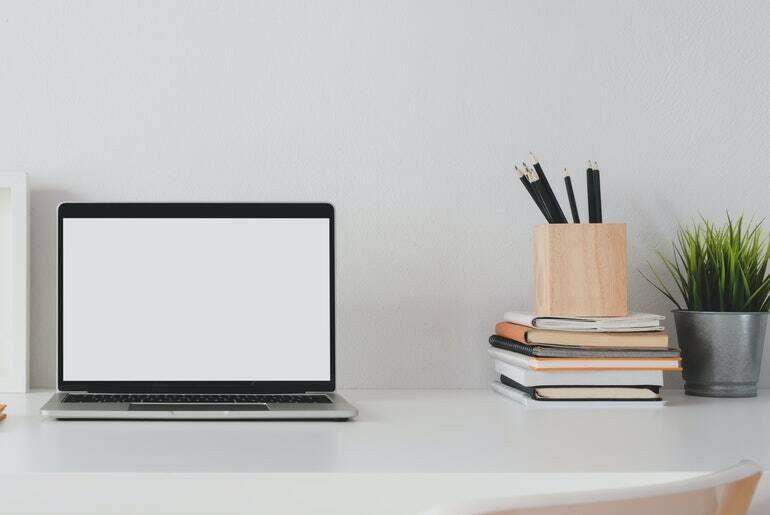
[643,215,770,397]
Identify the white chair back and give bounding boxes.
[420,460,762,515]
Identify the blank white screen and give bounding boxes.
[63,218,331,381]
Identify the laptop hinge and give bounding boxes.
[70,391,330,395]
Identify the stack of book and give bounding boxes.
[489,312,681,407]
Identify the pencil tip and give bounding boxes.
[529,152,538,163]
[563,168,569,177]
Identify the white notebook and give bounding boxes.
[491,381,667,408]
[493,358,664,387]
[503,311,665,332]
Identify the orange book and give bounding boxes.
[495,322,669,349]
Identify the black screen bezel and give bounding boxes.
[58,202,335,394]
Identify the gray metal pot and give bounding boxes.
[672,310,768,397]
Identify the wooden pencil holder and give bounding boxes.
[533,223,629,317]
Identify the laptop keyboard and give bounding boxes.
[63,393,332,404]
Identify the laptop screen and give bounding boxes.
[61,211,332,385]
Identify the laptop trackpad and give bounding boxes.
[129,404,269,411]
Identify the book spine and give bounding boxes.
[494,322,529,344]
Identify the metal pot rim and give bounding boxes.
[672,309,770,316]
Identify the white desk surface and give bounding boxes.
[2,389,770,514]
[1,389,768,474]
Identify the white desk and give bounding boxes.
[1,389,769,514]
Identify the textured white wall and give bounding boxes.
[1,0,769,389]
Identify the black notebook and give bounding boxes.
[499,374,662,402]
[489,335,680,359]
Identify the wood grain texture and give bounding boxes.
[534,224,628,317]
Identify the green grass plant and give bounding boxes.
[642,215,770,312]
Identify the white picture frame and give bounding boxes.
[0,172,29,392]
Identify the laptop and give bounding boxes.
[41,203,357,420]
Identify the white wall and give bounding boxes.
[1,0,769,389]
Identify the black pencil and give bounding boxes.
[529,153,567,223]
[563,168,580,223]
[516,165,551,222]
[587,160,597,223]
[526,168,554,223]
[593,161,602,223]
[524,163,554,222]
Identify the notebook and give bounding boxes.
[491,380,667,408]
[489,335,681,359]
[499,374,662,401]
[488,347,681,371]
[495,322,669,349]
[492,357,664,387]
[503,312,664,332]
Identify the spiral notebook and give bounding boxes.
[489,335,680,359]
